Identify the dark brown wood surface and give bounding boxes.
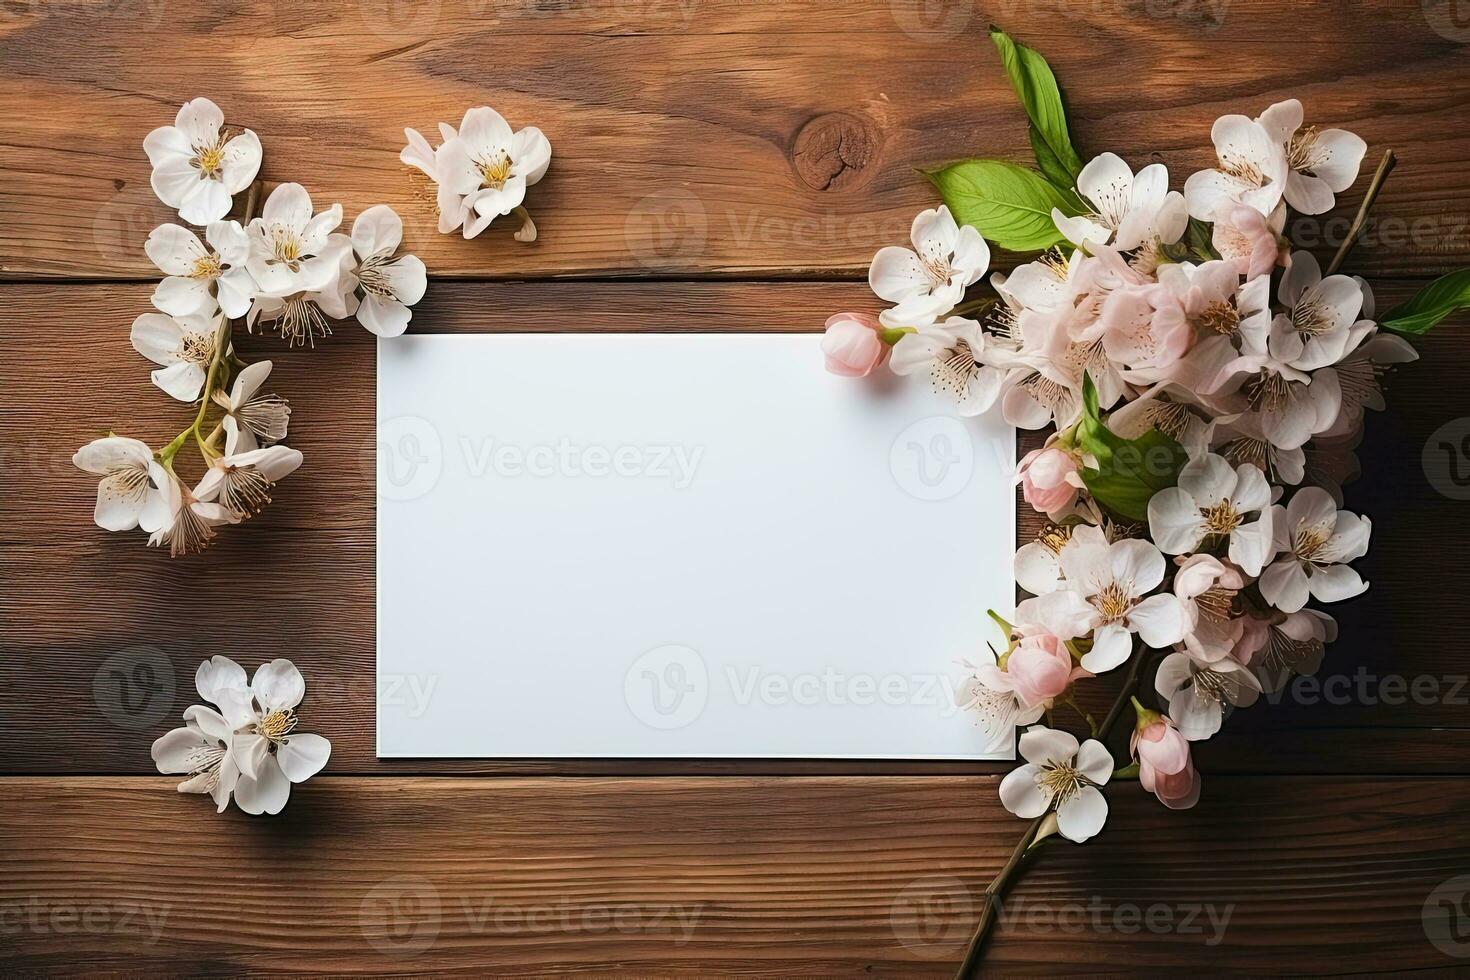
[3,1,1470,975]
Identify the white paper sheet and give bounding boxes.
[376,333,1015,758]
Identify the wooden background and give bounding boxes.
[3,0,1470,974]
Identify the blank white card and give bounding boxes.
[376,334,1015,759]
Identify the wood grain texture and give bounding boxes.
[3,280,1468,776]
[3,0,1470,280]
[1,775,1468,975]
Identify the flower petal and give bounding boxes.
[351,204,404,259]
[233,755,291,816]
[1018,725,1079,768]
[277,733,331,783]
[1056,785,1108,843]
[252,658,305,712]
[999,764,1048,818]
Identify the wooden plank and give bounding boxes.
[2,280,1468,774]
[0,775,1466,974]
[2,1,1469,279]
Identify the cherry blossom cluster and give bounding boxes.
[73,97,428,557]
[822,98,1418,842]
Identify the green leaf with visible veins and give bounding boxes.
[1076,375,1186,522]
[1381,269,1470,334]
[924,159,1076,253]
[990,27,1084,188]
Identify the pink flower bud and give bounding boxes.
[820,313,888,378]
[1018,447,1079,514]
[1004,630,1078,706]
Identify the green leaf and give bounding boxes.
[1076,375,1186,522]
[1381,269,1470,335]
[924,160,1075,252]
[990,27,1083,185]
[1185,218,1219,261]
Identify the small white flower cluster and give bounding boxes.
[75,97,431,557]
[152,656,329,816]
[825,96,1419,842]
[399,105,552,243]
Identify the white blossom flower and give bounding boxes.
[954,658,1045,741]
[345,205,427,337]
[1256,99,1367,215]
[1210,412,1306,485]
[148,471,234,557]
[1051,153,1186,252]
[1172,554,1249,663]
[1022,534,1187,673]
[144,98,262,225]
[245,183,349,299]
[1274,251,1363,370]
[435,106,551,233]
[1184,114,1288,219]
[211,360,290,452]
[1210,321,1342,451]
[999,725,1113,843]
[1155,651,1260,740]
[1252,608,1336,693]
[146,221,255,318]
[402,124,488,238]
[869,206,989,327]
[195,431,303,522]
[227,659,332,816]
[1259,487,1370,613]
[130,310,222,402]
[72,436,171,532]
[151,704,240,813]
[1107,383,1214,458]
[1147,453,1274,575]
[1320,323,1418,438]
[889,316,1006,416]
[1014,521,1090,597]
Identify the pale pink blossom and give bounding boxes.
[820,313,888,378]
[1212,203,1287,280]
[1018,446,1080,515]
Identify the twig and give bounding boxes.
[1325,148,1396,277]
[951,647,1147,979]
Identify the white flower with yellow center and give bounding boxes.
[145,221,255,319]
[1022,533,1187,673]
[999,725,1113,843]
[1184,114,1288,219]
[1146,453,1274,576]
[1259,487,1371,613]
[870,205,989,327]
[436,106,552,234]
[226,659,333,816]
[144,98,262,225]
[1051,152,1186,252]
[245,183,350,299]
[345,205,428,338]
[72,436,172,533]
[1256,99,1367,215]
[130,310,223,402]
[889,316,1007,416]
[194,424,302,523]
